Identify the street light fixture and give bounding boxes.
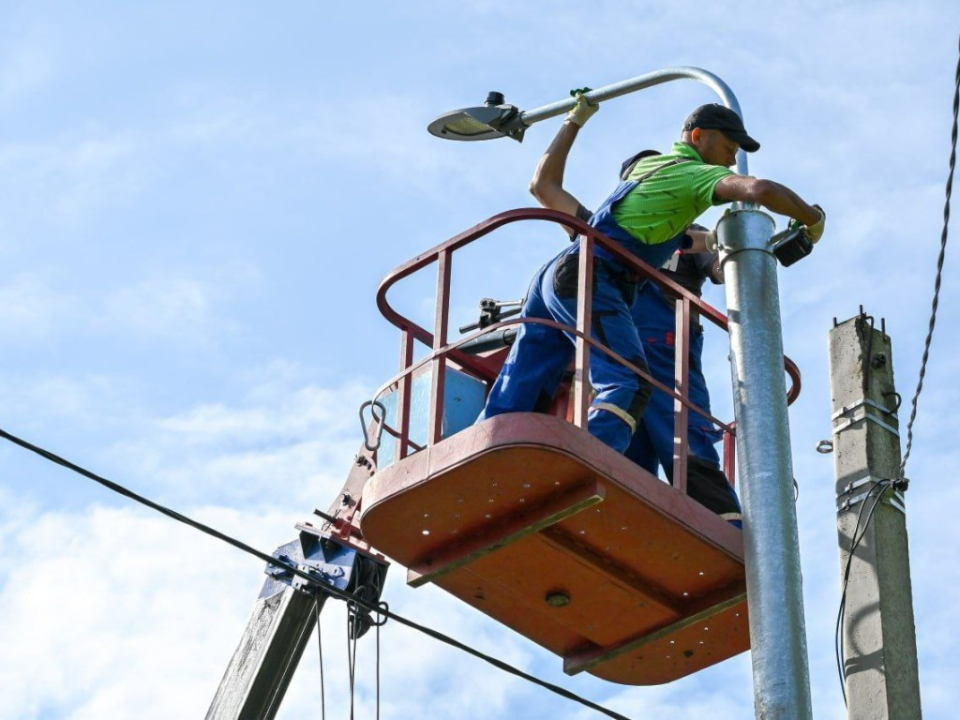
[427,91,527,142]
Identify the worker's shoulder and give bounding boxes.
[629,143,729,182]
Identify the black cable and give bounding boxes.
[0,425,633,720]
[315,598,326,720]
[835,478,892,705]
[835,481,884,704]
[900,32,960,478]
[376,607,382,720]
[347,606,357,720]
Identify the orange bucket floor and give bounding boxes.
[360,413,749,685]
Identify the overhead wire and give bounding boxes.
[376,610,382,720]
[0,425,633,720]
[347,606,358,720]
[316,598,326,720]
[899,31,960,479]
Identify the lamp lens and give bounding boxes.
[444,115,492,136]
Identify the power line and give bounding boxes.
[900,31,960,478]
[0,425,633,720]
[347,608,358,720]
[315,598,326,720]
[376,613,382,720]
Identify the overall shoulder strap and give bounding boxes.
[634,157,692,185]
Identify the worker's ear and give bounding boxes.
[690,127,702,146]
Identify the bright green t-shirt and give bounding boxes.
[612,142,733,245]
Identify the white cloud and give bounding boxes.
[54,136,145,224]
[160,88,530,204]
[0,33,54,106]
[98,370,373,511]
[0,134,147,234]
[106,276,211,334]
[0,263,258,351]
[0,503,293,720]
[99,264,259,346]
[0,273,74,339]
[0,498,570,719]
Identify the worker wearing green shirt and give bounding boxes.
[478,100,824,455]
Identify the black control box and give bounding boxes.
[771,226,813,267]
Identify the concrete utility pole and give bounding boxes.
[828,312,922,719]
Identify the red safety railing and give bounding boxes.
[372,208,801,493]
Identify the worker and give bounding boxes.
[527,96,740,523]
[626,237,741,521]
[478,96,825,458]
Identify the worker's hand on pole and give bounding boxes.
[805,205,825,244]
[566,92,598,127]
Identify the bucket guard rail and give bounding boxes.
[373,207,801,489]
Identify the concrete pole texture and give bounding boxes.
[828,312,922,720]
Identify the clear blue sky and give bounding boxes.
[1,2,958,718]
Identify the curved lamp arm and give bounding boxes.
[519,67,748,175]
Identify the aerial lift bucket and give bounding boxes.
[358,209,800,685]
[361,412,749,685]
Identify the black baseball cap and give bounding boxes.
[683,103,760,153]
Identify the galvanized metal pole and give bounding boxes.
[828,313,922,719]
[718,210,813,719]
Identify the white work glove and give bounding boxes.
[565,92,598,127]
[804,205,825,244]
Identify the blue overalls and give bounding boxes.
[627,281,722,472]
[626,275,742,522]
[479,179,687,454]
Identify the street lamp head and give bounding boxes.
[427,91,526,142]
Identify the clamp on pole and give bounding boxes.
[836,475,906,515]
[832,397,900,438]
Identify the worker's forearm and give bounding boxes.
[530,120,581,200]
[755,180,820,226]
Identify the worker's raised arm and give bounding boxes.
[713,175,825,240]
[529,93,597,232]
[529,121,584,216]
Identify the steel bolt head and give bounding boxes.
[545,591,571,608]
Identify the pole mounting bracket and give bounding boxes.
[836,474,906,515]
[832,397,900,438]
